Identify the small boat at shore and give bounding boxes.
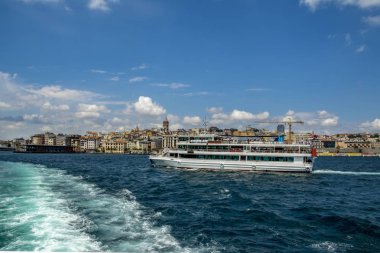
[150,134,316,173]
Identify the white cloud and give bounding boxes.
[75,104,110,119]
[318,110,329,117]
[133,96,166,116]
[300,0,380,11]
[26,85,99,101]
[207,107,223,114]
[361,118,380,130]
[110,76,120,82]
[41,125,53,132]
[183,116,202,126]
[183,91,209,96]
[91,69,107,74]
[41,102,70,111]
[230,110,269,121]
[363,15,380,26]
[131,64,147,71]
[0,101,11,109]
[152,82,190,89]
[1,121,24,131]
[129,76,148,83]
[22,114,46,123]
[88,0,110,12]
[230,110,256,121]
[321,117,339,126]
[208,108,269,125]
[356,44,366,53]
[281,109,339,127]
[170,123,183,130]
[167,114,180,122]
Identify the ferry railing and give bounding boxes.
[170,148,311,154]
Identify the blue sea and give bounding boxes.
[0,152,379,252]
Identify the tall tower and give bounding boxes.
[163,116,169,133]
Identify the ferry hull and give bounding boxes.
[149,156,313,173]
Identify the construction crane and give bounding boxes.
[254,118,304,144]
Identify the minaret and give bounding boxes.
[163,116,169,133]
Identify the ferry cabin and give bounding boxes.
[170,142,313,165]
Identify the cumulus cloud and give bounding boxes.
[363,15,380,26]
[133,96,166,116]
[281,109,339,127]
[26,85,99,101]
[231,110,269,121]
[300,0,380,11]
[361,118,380,130]
[183,116,202,126]
[129,76,148,83]
[208,108,270,125]
[207,107,223,114]
[321,117,339,126]
[75,104,110,119]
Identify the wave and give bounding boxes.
[312,170,380,176]
[0,161,210,252]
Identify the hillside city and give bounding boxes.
[1,118,380,156]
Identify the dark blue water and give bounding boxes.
[0,152,379,252]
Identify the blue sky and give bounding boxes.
[0,0,380,139]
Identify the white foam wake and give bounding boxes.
[0,161,213,252]
[313,170,380,175]
[0,162,102,252]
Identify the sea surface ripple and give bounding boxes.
[0,153,379,252]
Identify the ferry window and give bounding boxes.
[241,156,246,161]
[285,157,294,162]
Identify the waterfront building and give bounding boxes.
[80,137,101,151]
[44,132,56,146]
[31,134,44,145]
[70,137,81,152]
[56,134,67,146]
[345,141,371,149]
[294,133,311,144]
[103,139,127,153]
[162,135,177,149]
[137,140,151,152]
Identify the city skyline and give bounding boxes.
[1,0,380,139]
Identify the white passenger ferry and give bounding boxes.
[150,134,317,173]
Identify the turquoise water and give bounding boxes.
[0,152,379,252]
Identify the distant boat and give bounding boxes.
[150,134,316,173]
